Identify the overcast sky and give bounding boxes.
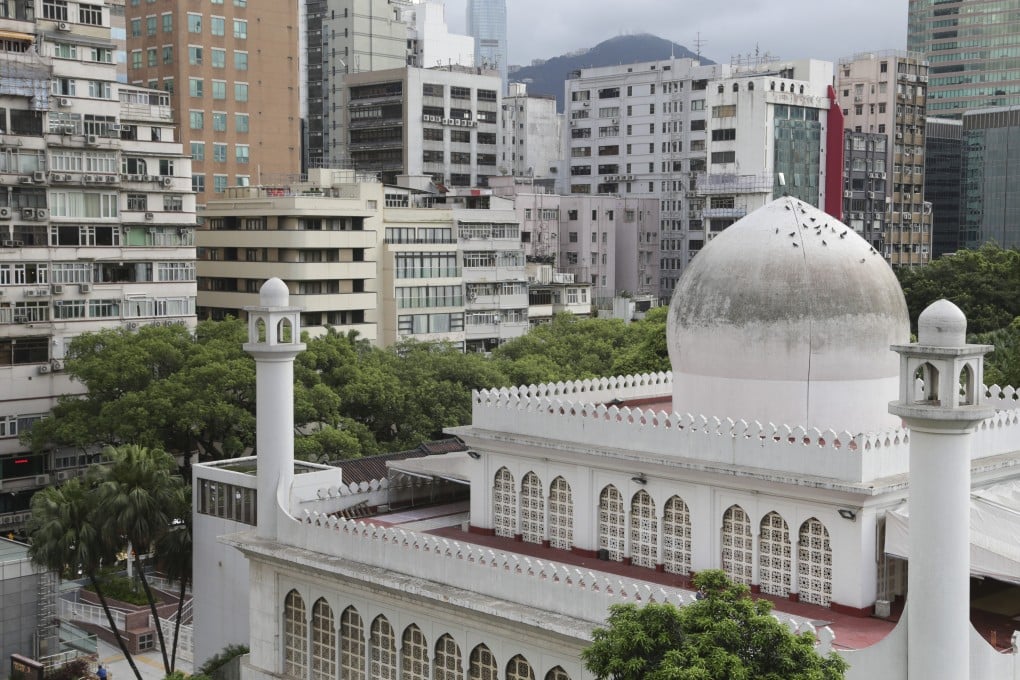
[443,0,908,68]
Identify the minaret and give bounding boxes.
[243,278,305,540]
[889,299,994,680]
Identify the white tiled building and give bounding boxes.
[0,0,195,530]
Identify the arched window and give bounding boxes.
[748,82,755,91]
[780,82,786,92]
[959,363,975,405]
[721,505,753,585]
[433,634,462,680]
[770,80,776,91]
[506,655,536,680]
[468,644,498,680]
[717,84,724,93]
[548,476,574,550]
[255,317,267,343]
[920,361,940,403]
[278,317,294,343]
[598,485,625,561]
[758,512,791,597]
[520,471,544,544]
[401,625,429,680]
[340,606,365,679]
[663,495,692,575]
[798,518,833,606]
[310,599,335,680]
[283,590,307,679]
[369,616,397,680]
[545,668,572,680]
[732,82,739,92]
[493,468,516,538]
[629,489,658,568]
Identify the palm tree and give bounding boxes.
[155,483,192,672]
[26,479,144,680]
[93,444,184,675]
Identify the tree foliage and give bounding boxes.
[581,570,848,680]
[898,243,1020,334]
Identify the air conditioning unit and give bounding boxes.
[62,125,75,134]
[37,364,50,374]
[33,207,48,220]
[56,21,71,31]
[612,118,619,124]
[109,123,122,132]
[105,175,118,183]
[878,171,886,179]
[51,359,64,371]
[2,240,14,247]
[161,176,173,188]
[843,190,853,198]
[79,283,92,293]
[144,175,156,182]
[21,208,36,219]
[58,97,71,107]
[13,316,28,323]
[86,134,98,145]
[144,212,154,221]
[18,176,33,184]
[867,191,875,199]
[0,207,11,219]
[895,132,903,140]
[33,171,46,183]
[126,321,139,330]
[82,174,95,183]
[24,289,35,297]
[56,470,75,481]
[51,284,63,294]
[129,174,142,182]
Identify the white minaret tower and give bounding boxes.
[243,278,305,540]
[889,299,994,680]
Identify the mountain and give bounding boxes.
[509,34,715,111]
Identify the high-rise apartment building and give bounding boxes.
[125,0,301,205]
[342,66,501,186]
[0,0,196,532]
[838,52,932,266]
[908,0,1020,118]
[466,0,507,91]
[501,82,561,180]
[960,106,1020,250]
[405,1,474,70]
[924,117,963,257]
[562,57,837,299]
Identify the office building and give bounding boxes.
[125,0,301,205]
[924,118,963,257]
[908,0,1020,117]
[342,66,501,187]
[0,0,197,531]
[841,131,889,251]
[466,0,507,91]
[960,106,1020,250]
[405,1,474,70]
[838,52,932,266]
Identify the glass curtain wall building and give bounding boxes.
[908,0,1020,117]
[960,107,1020,249]
[466,0,507,91]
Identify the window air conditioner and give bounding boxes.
[58,98,71,107]
[62,125,75,134]
[35,208,48,220]
[82,174,95,183]
[21,208,36,219]
[51,359,64,371]
[161,176,173,188]
[86,134,98,145]
[33,171,46,183]
[56,21,71,31]
[18,176,33,184]
[0,207,11,220]
[79,283,92,293]
[38,364,50,375]
[105,175,118,183]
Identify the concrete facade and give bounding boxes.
[500,83,562,180]
[125,0,300,206]
[0,0,196,532]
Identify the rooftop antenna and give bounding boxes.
[694,32,705,64]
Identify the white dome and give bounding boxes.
[260,277,290,307]
[918,299,967,347]
[667,197,910,432]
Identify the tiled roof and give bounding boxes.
[327,439,466,485]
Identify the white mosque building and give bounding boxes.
[193,197,1020,680]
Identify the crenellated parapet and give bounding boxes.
[470,375,1020,484]
[292,509,836,651]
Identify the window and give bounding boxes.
[126,193,146,211]
[235,145,249,164]
[213,174,228,193]
[233,50,247,70]
[283,591,307,679]
[192,174,205,193]
[188,78,203,97]
[212,80,226,100]
[130,17,141,36]
[234,83,248,102]
[211,48,225,68]
[162,46,172,64]
[188,46,202,65]
[43,0,69,21]
[162,13,172,32]
[79,3,102,25]
[212,112,227,131]
[146,15,157,36]
[189,110,204,129]
[130,50,142,69]
[187,13,201,33]
[213,143,227,162]
[210,16,225,36]
[233,19,247,38]
[234,113,249,133]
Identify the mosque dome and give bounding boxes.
[667,196,910,433]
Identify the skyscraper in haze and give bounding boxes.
[467,0,508,90]
[908,0,1020,117]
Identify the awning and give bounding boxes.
[386,451,472,484]
[885,479,1020,584]
[0,30,34,42]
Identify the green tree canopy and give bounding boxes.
[581,570,848,680]
[897,243,1020,334]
